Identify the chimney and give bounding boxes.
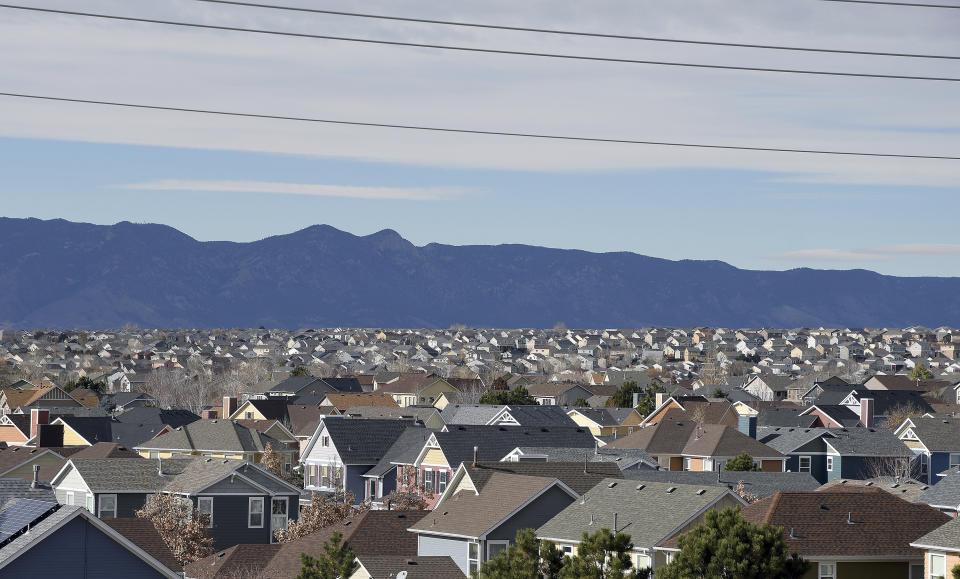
[223,396,237,419]
[31,464,39,489]
[632,392,640,408]
[30,409,49,440]
[201,409,218,419]
[737,415,757,439]
[860,398,874,428]
[655,392,667,408]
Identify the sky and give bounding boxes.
[0,0,958,276]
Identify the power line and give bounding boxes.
[1,91,957,160]
[819,0,960,8]
[191,0,960,61]
[4,4,960,83]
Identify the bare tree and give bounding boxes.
[274,487,370,543]
[862,455,917,483]
[383,465,434,511]
[262,443,284,479]
[733,480,761,504]
[882,403,925,431]
[136,493,214,564]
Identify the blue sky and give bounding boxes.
[0,0,958,276]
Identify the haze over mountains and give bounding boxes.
[0,217,957,329]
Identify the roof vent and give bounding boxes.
[666,487,676,493]
[864,481,873,486]
[819,504,828,510]
[211,420,217,424]
[696,489,706,495]
[846,512,855,525]
[789,527,797,540]
[588,514,594,525]
[635,484,645,491]
[607,482,617,488]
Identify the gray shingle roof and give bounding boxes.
[434,425,595,468]
[918,469,960,510]
[904,416,960,452]
[364,426,431,478]
[537,479,735,548]
[134,419,288,454]
[570,408,637,427]
[323,418,416,465]
[911,517,960,551]
[0,479,56,506]
[622,470,821,499]
[510,446,659,470]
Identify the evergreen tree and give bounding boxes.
[290,366,311,377]
[475,528,564,579]
[295,531,357,579]
[480,385,537,405]
[656,507,809,579]
[908,364,934,381]
[558,528,639,579]
[724,452,760,472]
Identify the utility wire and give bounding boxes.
[819,0,960,8]
[4,4,960,82]
[192,0,960,61]
[1,91,957,160]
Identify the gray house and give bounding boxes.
[409,463,578,575]
[50,456,301,549]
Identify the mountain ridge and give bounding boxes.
[0,217,957,329]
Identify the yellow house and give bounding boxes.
[566,408,643,437]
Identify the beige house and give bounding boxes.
[911,517,960,579]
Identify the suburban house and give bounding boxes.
[624,470,821,500]
[318,392,399,413]
[910,517,960,579]
[409,464,579,575]
[759,426,913,484]
[607,419,787,472]
[525,383,594,406]
[133,419,297,468]
[897,416,960,485]
[265,375,362,398]
[402,425,595,508]
[566,407,644,437]
[301,417,413,503]
[343,405,445,430]
[287,404,332,456]
[441,404,577,428]
[740,487,950,579]
[0,500,180,578]
[917,469,960,517]
[0,446,66,480]
[0,383,83,415]
[360,425,432,506]
[537,479,745,575]
[374,374,457,407]
[229,398,290,422]
[50,456,301,548]
[743,375,795,401]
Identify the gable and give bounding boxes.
[52,464,91,493]
[230,400,265,420]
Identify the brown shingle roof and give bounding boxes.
[322,393,399,412]
[101,517,183,573]
[607,421,784,459]
[37,442,142,482]
[377,374,446,395]
[410,472,562,538]
[468,462,621,495]
[185,543,280,579]
[741,487,950,558]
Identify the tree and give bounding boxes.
[558,527,640,579]
[480,385,538,405]
[656,507,809,579]
[573,397,589,408]
[490,375,510,391]
[476,528,564,579]
[952,563,960,579]
[908,364,934,381]
[290,366,311,377]
[711,387,729,399]
[882,402,924,432]
[295,531,357,579]
[383,465,433,511]
[69,375,106,394]
[136,493,214,565]
[732,480,761,504]
[262,443,284,479]
[274,488,369,543]
[724,452,760,472]
[613,381,666,416]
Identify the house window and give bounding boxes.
[635,554,652,570]
[245,411,254,419]
[920,454,929,477]
[487,541,509,560]
[321,465,329,487]
[98,494,117,518]
[437,470,448,494]
[826,456,834,472]
[561,545,573,556]
[950,454,960,470]
[799,456,811,473]
[930,553,947,579]
[198,497,214,528]
[322,436,329,447]
[65,491,74,506]
[467,542,480,573]
[424,469,434,494]
[248,497,264,528]
[818,562,836,579]
[683,458,692,471]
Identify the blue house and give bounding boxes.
[0,499,179,578]
[760,426,912,484]
[896,416,960,485]
[301,417,413,504]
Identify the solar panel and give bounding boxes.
[0,499,58,539]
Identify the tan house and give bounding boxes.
[375,374,457,407]
[133,419,296,467]
[566,408,643,437]
[911,517,960,579]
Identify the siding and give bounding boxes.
[0,516,171,578]
[61,426,90,446]
[418,534,470,575]
[485,485,576,544]
[422,448,447,467]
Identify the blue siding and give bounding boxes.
[931,452,951,484]
[1,516,170,578]
[345,465,372,503]
[189,494,300,550]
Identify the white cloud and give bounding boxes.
[768,244,960,262]
[0,0,958,185]
[114,179,467,200]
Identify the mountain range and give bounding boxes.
[0,217,958,329]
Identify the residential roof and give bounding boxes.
[184,543,281,579]
[37,442,142,482]
[100,517,183,572]
[354,555,464,579]
[433,425,595,468]
[439,404,504,425]
[114,407,200,428]
[364,426,431,478]
[322,393,399,412]
[744,487,949,559]
[623,470,821,500]
[410,471,563,538]
[377,374,447,394]
[918,469,960,510]
[509,446,659,470]
[820,477,931,503]
[902,416,960,452]
[321,418,415,464]
[607,421,784,459]
[468,462,623,495]
[344,405,441,425]
[0,447,62,477]
[537,479,736,548]
[0,478,57,506]
[268,375,324,394]
[570,408,638,427]
[286,405,326,437]
[239,399,290,422]
[135,419,289,454]
[526,383,582,396]
[911,517,960,553]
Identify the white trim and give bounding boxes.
[97,494,117,518]
[487,540,510,560]
[0,506,180,578]
[817,560,836,579]
[248,496,265,528]
[198,496,214,528]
